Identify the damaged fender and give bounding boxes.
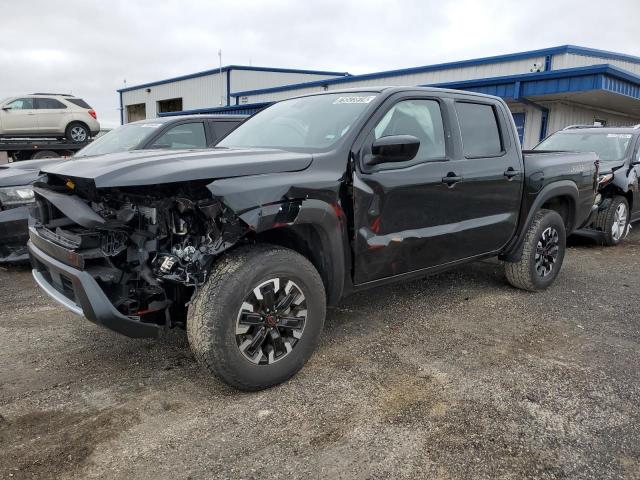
[208,172,349,304]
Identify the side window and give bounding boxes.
[149,122,207,149]
[372,99,446,162]
[36,98,67,109]
[212,121,239,142]
[456,102,503,157]
[5,98,35,110]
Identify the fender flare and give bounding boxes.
[237,199,348,305]
[500,180,579,261]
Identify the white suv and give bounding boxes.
[0,94,100,143]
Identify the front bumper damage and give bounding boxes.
[0,205,29,263]
[28,228,162,338]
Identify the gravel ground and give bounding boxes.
[1,232,639,480]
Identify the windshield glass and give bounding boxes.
[74,123,162,157]
[217,92,378,151]
[535,131,633,161]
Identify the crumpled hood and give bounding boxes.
[598,160,626,175]
[0,158,65,187]
[43,148,313,188]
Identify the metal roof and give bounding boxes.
[117,65,351,93]
[229,45,640,99]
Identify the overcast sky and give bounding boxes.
[2,0,639,128]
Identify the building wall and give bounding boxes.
[505,103,543,149]
[237,56,548,104]
[230,70,344,96]
[554,53,640,75]
[545,101,640,134]
[121,70,345,123]
[506,100,640,149]
[121,73,226,122]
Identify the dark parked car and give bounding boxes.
[28,87,599,390]
[535,125,640,245]
[0,114,246,262]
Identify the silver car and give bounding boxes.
[0,93,100,143]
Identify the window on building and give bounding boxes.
[149,122,207,149]
[373,99,446,162]
[36,98,67,109]
[456,102,503,157]
[126,103,146,123]
[511,112,525,145]
[157,98,183,114]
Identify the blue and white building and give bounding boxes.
[118,45,640,148]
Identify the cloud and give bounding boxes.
[2,0,639,128]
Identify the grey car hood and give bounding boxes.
[0,158,66,187]
[598,160,626,174]
[43,148,313,188]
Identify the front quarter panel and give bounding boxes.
[207,170,349,303]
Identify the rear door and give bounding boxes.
[1,98,38,134]
[451,98,523,255]
[34,97,68,133]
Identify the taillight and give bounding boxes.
[88,109,97,120]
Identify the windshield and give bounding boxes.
[535,131,633,161]
[217,92,378,151]
[74,123,162,157]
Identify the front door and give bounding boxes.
[352,94,469,284]
[1,98,38,134]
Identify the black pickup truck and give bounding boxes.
[27,87,599,390]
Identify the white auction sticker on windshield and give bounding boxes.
[606,133,632,138]
[333,96,376,104]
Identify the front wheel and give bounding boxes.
[187,245,326,391]
[504,209,566,291]
[594,196,629,246]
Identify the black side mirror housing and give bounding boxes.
[1,106,11,111]
[366,135,420,166]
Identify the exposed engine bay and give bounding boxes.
[30,175,249,326]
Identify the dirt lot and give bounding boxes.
[1,232,639,480]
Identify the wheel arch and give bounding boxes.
[501,180,579,262]
[66,120,90,136]
[236,199,349,305]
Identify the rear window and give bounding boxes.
[67,98,92,109]
[456,102,503,157]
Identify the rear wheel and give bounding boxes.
[504,209,566,291]
[30,150,60,160]
[65,122,89,143]
[594,196,629,246]
[187,245,326,391]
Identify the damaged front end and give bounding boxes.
[28,175,249,335]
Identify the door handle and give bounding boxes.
[504,167,520,180]
[442,172,463,187]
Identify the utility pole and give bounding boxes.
[218,49,224,106]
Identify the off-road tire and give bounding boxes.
[187,244,326,391]
[504,209,566,292]
[65,122,89,143]
[593,195,629,246]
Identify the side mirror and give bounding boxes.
[1,106,12,111]
[366,135,420,166]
